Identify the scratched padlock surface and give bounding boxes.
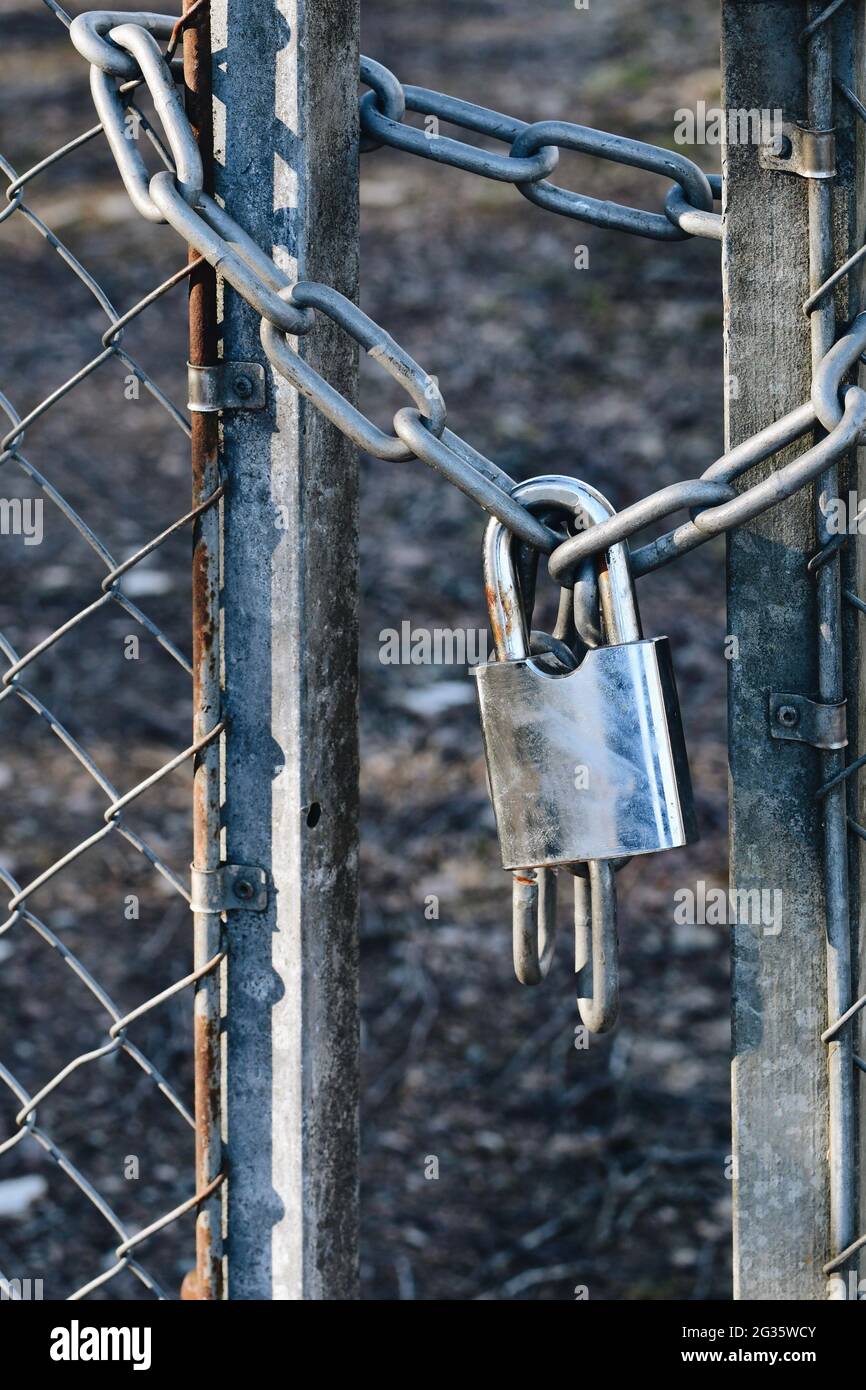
[476,638,697,868]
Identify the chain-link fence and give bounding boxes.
[2,0,864,1303]
[0,0,218,1300]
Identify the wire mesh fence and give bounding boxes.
[4,0,862,1304]
[0,0,216,1300]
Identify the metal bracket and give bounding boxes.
[769,692,847,750]
[190,863,269,913]
[758,122,835,180]
[188,361,266,413]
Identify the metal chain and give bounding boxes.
[359,58,721,242]
[62,13,722,561]
[59,11,866,618]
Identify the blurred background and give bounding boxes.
[0,0,730,1299]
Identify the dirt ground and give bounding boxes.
[0,0,731,1300]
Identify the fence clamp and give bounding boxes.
[758,122,835,180]
[190,864,270,914]
[769,692,847,750]
[188,361,267,413]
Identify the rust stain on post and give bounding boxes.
[184,0,224,1302]
[180,1268,203,1300]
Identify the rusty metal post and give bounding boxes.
[184,0,224,1302]
[213,0,361,1299]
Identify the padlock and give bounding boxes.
[473,474,698,870]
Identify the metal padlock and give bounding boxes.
[473,474,698,870]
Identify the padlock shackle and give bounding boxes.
[512,866,557,985]
[483,474,641,660]
[575,860,619,1033]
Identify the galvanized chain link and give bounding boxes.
[357,51,866,603]
[359,58,722,242]
[64,12,730,566]
[61,10,866,616]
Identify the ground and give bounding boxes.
[0,0,731,1299]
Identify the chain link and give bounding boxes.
[359,63,720,241]
[61,16,866,610]
[360,83,561,185]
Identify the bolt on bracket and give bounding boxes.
[758,122,835,180]
[188,361,267,413]
[190,863,269,914]
[769,692,847,750]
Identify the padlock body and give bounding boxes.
[473,637,697,870]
